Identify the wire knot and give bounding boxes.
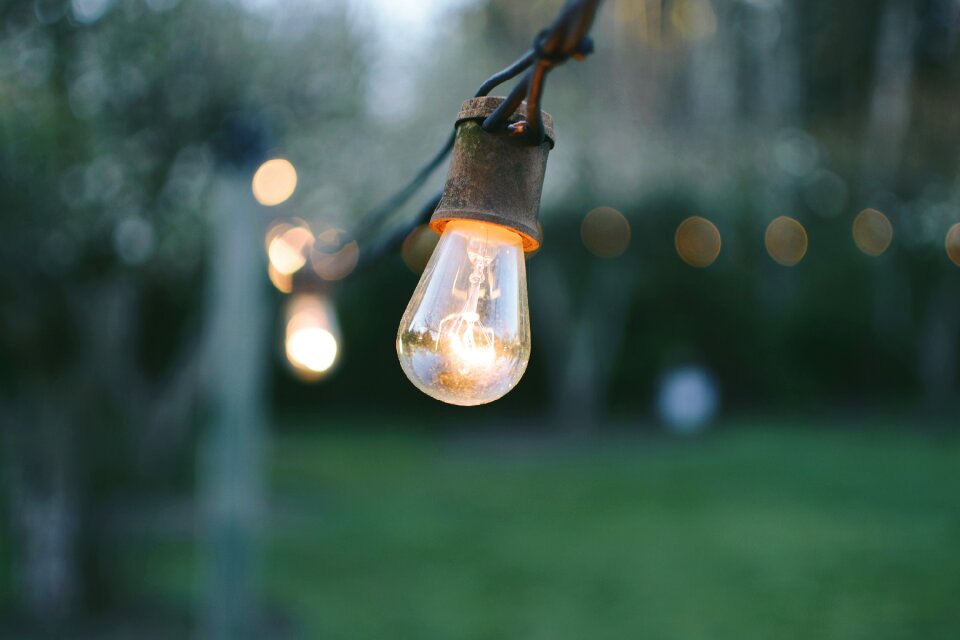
[572,36,595,60]
[532,30,595,68]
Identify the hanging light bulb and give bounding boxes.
[397,97,554,406]
[397,219,529,405]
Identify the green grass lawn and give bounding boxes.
[127,421,960,639]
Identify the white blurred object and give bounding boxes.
[285,293,341,381]
[657,365,719,434]
[113,216,155,266]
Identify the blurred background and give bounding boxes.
[1,0,959,638]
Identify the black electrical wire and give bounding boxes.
[474,49,537,98]
[354,130,455,241]
[354,190,442,274]
[484,0,602,144]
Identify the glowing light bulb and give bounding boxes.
[285,294,340,381]
[397,220,530,406]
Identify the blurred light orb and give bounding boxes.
[852,208,893,257]
[268,224,313,275]
[71,0,113,24]
[947,223,960,267]
[285,294,340,381]
[312,241,359,281]
[765,216,808,266]
[675,216,722,267]
[401,225,440,274]
[252,158,298,206]
[311,224,359,281]
[265,221,291,253]
[581,207,631,258]
[315,226,343,248]
[268,263,293,293]
[657,365,719,435]
[287,328,338,375]
[113,216,155,266]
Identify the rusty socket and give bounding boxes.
[430,97,554,252]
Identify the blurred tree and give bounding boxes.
[0,0,368,633]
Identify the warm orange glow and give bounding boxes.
[401,225,440,274]
[310,224,359,281]
[265,221,292,253]
[947,223,960,267]
[526,222,544,260]
[312,242,359,281]
[396,220,529,406]
[252,158,298,206]
[287,328,337,374]
[675,216,722,267]
[268,225,314,275]
[852,209,893,256]
[267,263,293,293]
[581,207,631,258]
[765,216,808,266]
[285,294,340,381]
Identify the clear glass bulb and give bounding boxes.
[397,219,531,406]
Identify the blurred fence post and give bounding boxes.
[198,169,270,640]
[1,383,78,631]
[532,256,636,433]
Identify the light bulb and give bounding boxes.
[285,293,340,381]
[397,219,530,406]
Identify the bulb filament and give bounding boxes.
[436,243,496,374]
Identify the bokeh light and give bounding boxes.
[113,216,155,266]
[265,220,291,253]
[268,223,314,275]
[252,158,298,206]
[657,365,719,434]
[311,224,359,281]
[287,329,337,375]
[312,242,359,281]
[765,216,808,266]
[285,294,340,381]
[852,208,893,257]
[581,207,631,258]
[401,225,440,274]
[268,263,293,293]
[675,216,722,267]
[947,223,960,267]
